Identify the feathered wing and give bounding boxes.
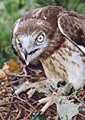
[12,19,21,54]
[58,12,85,53]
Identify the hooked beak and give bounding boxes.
[23,48,29,66]
[20,48,29,66]
[22,48,41,66]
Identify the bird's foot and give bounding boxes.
[14,79,52,97]
[32,83,74,117]
[32,91,63,115]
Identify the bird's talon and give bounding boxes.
[33,111,41,120]
[32,101,39,106]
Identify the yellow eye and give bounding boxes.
[16,38,20,44]
[36,34,44,43]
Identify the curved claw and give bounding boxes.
[33,111,41,120]
[32,101,39,106]
[32,96,51,106]
[32,92,62,115]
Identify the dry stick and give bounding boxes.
[15,96,37,112]
[26,105,39,119]
[74,95,85,106]
[5,79,24,87]
[16,100,37,119]
[26,104,40,119]
[25,110,35,119]
[79,113,85,118]
[5,95,15,120]
[4,95,27,120]
[25,100,39,119]
[5,71,40,80]
[0,113,4,120]
[18,103,30,113]
[0,110,9,113]
[0,101,22,106]
[15,107,23,120]
[5,71,31,78]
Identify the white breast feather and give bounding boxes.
[42,40,85,90]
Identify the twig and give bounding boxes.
[0,113,5,120]
[0,101,22,106]
[79,113,85,118]
[5,95,15,120]
[5,71,40,80]
[14,96,37,112]
[25,110,35,119]
[5,79,23,87]
[5,71,31,78]
[15,107,23,120]
[18,103,30,113]
[74,95,85,106]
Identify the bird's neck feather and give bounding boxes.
[40,39,85,90]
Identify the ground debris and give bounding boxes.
[0,61,85,120]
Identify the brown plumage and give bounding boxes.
[12,6,85,117]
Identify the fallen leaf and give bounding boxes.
[0,69,7,79]
[8,61,20,74]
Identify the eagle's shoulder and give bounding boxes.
[20,6,66,22]
[58,11,85,53]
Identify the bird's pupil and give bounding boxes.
[36,34,44,43]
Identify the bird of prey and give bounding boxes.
[12,6,85,115]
